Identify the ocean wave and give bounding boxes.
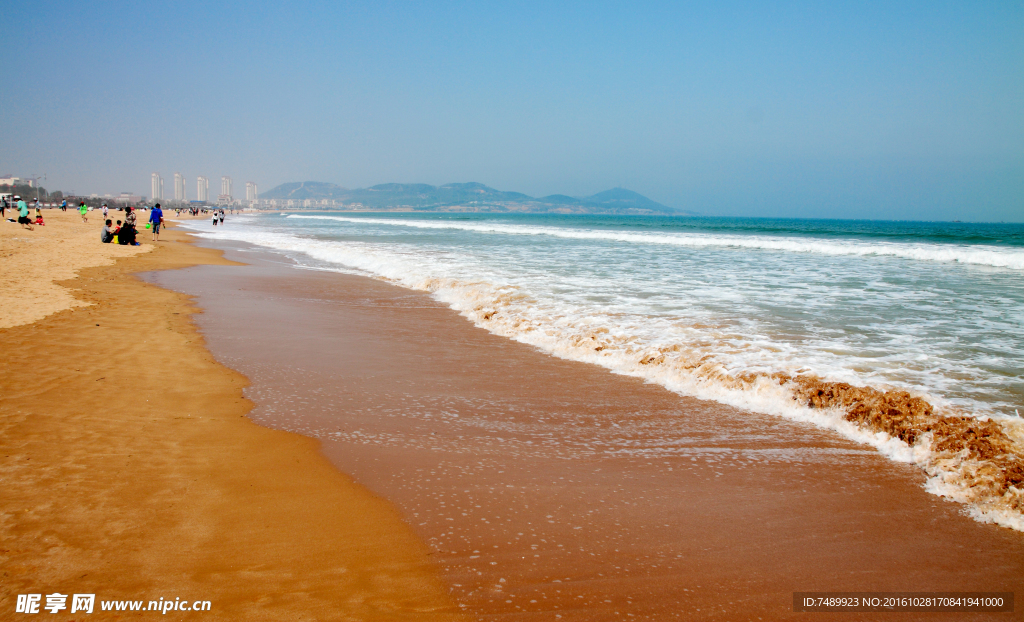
[188,222,1024,531]
[435,279,1024,531]
[287,214,1024,270]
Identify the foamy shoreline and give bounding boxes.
[151,235,1024,619]
[182,212,1024,532]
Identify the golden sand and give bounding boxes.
[0,211,462,620]
[0,209,150,328]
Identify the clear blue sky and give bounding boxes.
[2,0,1021,220]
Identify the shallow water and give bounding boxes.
[183,213,1024,527]
[145,244,1024,621]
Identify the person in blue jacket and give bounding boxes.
[149,203,164,241]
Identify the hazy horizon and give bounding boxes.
[2,1,1021,222]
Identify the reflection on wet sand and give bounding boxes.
[146,243,1024,621]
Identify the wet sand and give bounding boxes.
[147,240,1024,621]
[0,214,461,620]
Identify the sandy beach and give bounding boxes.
[148,234,1023,621]
[2,210,1021,621]
[0,211,461,620]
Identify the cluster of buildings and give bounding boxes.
[0,175,35,188]
[254,198,353,209]
[151,173,258,206]
[4,172,339,210]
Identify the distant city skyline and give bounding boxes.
[2,2,1021,221]
[145,172,246,204]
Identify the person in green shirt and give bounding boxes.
[78,201,88,223]
[16,196,33,230]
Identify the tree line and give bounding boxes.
[0,183,62,201]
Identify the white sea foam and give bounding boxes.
[184,217,1024,531]
[287,214,1024,270]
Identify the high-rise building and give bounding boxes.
[245,182,258,201]
[151,173,163,201]
[197,176,209,202]
[217,176,233,205]
[174,172,186,202]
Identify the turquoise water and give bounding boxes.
[195,213,1023,419]
[188,212,1024,527]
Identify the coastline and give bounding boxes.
[0,212,461,620]
[150,235,1024,621]
[184,212,1024,530]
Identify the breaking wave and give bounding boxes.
[287,215,1024,271]
[188,222,1024,531]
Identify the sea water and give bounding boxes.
[185,212,1024,528]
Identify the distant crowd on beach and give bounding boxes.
[2,196,231,243]
[177,205,228,226]
[1,195,170,244]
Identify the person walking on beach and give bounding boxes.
[211,209,218,226]
[149,203,164,241]
[102,203,108,218]
[78,201,88,223]
[218,208,225,225]
[60,199,67,212]
[1,196,7,218]
[16,196,33,230]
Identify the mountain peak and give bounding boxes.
[260,181,692,214]
[584,188,668,210]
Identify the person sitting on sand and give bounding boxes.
[101,219,115,243]
[78,201,88,223]
[34,213,45,226]
[120,207,139,245]
[16,196,33,230]
[112,220,122,245]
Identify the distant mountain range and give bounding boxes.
[261,181,694,215]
